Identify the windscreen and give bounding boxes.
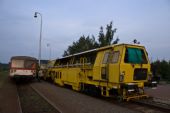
[11,60,24,68]
[124,47,147,64]
[24,60,36,68]
[11,59,36,68]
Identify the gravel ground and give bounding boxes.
[145,84,170,99]
[0,71,22,113]
[31,81,138,113]
[17,83,60,113]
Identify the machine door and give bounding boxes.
[101,51,110,80]
[109,46,124,83]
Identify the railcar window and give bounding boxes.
[111,51,120,63]
[60,72,62,78]
[86,53,97,64]
[25,60,36,68]
[49,71,52,75]
[103,52,109,64]
[56,72,57,77]
[124,48,147,64]
[11,60,24,68]
[101,67,107,79]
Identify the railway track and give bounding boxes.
[16,87,23,113]
[30,84,62,113]
[87,92,168,113]
[132,97,170,112]
[98,97,166,113]
[16,80,170,113]
[109,96,170,113]
[32,80,169,113]
[16,82,61,113]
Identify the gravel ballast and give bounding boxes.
[17,83,60,113]
[31,81,138,113]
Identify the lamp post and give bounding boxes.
[34,12,42,69]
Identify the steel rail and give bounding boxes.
[132,97,170,112]
[30,84,62,113]
[16,84,23,113]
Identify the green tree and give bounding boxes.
[98,26,105,47]
[63,21,119,56]
[98,21,118,47]
[63,35,98,56]
[151,60,170,81]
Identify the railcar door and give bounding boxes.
[101,51,110,80]
[108,45,124,83]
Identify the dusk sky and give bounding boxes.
[0,0,170,63]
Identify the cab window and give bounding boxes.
[124,47,147,64]
[111,51,120,63]
[102,52,109,64]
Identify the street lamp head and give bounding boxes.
[34,12,38,18]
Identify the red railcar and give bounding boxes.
[9,56,38,80]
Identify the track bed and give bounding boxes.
[17,83,60,113]
[1,71,169,113]
[31,81,138,113]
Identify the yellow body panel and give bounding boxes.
[93,51,103,80]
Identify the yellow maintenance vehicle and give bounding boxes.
[46,43,151,101]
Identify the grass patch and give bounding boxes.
[0,71,9,76]
[0,71,9,88]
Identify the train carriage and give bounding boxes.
[47,44,152,101]
[9,56,38,80]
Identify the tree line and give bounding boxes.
[63,21,119,56]
[0,63,9,71]
[151,60,170,81]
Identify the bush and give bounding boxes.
[151,60,170,81]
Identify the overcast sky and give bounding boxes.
[0,0,170,63]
